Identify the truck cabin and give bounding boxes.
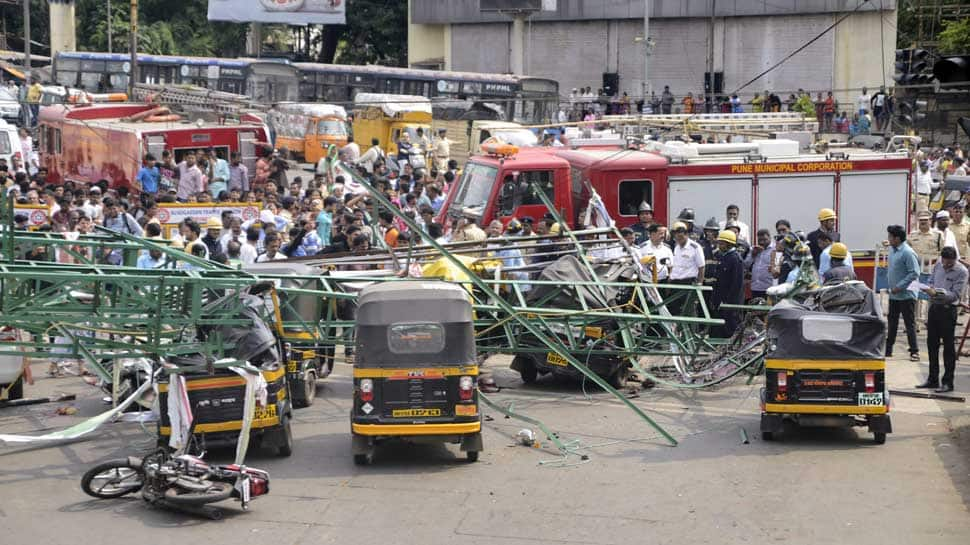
[439,149,570,229]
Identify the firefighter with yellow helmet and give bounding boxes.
[712,229,744,338]
[808,207,840,267]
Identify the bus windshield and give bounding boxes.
[451,162,499,218]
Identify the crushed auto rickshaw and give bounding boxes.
[350,280,483,465]
[158,285,294,456]
[760,281,892,443]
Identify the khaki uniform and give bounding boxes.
[433,138,451,171]
[950,219,970,260]
[908,228,943,271]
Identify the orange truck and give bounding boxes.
[268,103,349,164]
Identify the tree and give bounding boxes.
[334,0,408,66]
[938,18,970,54]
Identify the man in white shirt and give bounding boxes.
[340,136,361,163]
[640,224,673,281]
[358,138,384,174]
[936,210,961,259]
[915,159,939,213]
[668,222,706,316]
[718,204,750,243]
[857,87,871,117]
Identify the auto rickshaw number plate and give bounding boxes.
[392,408,442,417]
[253,405,278,420]
[546,352,569,367]
[857,393,884,406]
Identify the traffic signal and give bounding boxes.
[894,49,934,85]
[934,56,970,86]
[896,99,928,127]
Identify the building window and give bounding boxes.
[618,179,653,217]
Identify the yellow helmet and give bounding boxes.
[818,208,837,222]
[829,242,848,260]
[671,221,688,233]
[205,217,223,230]
[717,230,737,245]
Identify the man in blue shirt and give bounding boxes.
[137,247,166,269]
[886,224,921,360]
[316,196,337,248]
[137,154,160,196]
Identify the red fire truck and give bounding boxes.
[38,103,268,192]
[437,140,913,286]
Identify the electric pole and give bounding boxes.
[107,0,112,53]
[23,0,30,83]
[129,0,137,98]
[642,0,651,101]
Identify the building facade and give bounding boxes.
[409,0,898,106]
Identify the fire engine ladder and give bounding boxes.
[131,83,265,116]
[604,112,820,134]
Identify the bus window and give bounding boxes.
[56,71,79,87]
[618,180,653,216]
[79,72,101,92]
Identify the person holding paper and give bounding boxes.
[917,246,967,393]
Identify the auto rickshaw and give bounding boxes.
[245,262,337,408]
[760,281,891,444]
[351,281,483,465]
[158,285,294,456]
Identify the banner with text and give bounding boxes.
[208,0,346,25]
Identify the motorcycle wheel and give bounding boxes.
[162,480,234,505]
[81,460,145,499]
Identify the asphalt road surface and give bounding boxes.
[1,351,968,545]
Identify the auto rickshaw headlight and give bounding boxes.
[459,376,474,400]
[360,379,374,402]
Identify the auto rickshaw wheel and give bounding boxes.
[873,432,886,445]
[302,369,317,407]
[2,375,24,401]
[761,431,775,441]
[276,414,294,457]
[465,451,479,463]
[513,355,538,384]
[607,365,629,389]
[353,452,373,466]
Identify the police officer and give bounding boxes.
[712,230,744,338]
[917,246,968,393]
[630,202,654,245]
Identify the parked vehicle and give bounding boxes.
[0,119,23,168]
[244,262,336,408]
[352,93,432,158]
[760,281,891,444]
[0,327,26,401]
[438,140,913,287]
[0,87,21,124]
[351,281,483,465]
[80,449,270,519]
[268,102,348,164]
[38,103,267,192]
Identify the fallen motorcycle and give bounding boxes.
[80,449,270,519]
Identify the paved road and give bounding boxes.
[1,351,968,545]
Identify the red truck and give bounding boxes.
[438,141,913,286]
[38,103,268,192]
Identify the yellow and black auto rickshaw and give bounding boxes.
[351,281,483,465]
[761,282,892,444]
[158,285,294,456]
